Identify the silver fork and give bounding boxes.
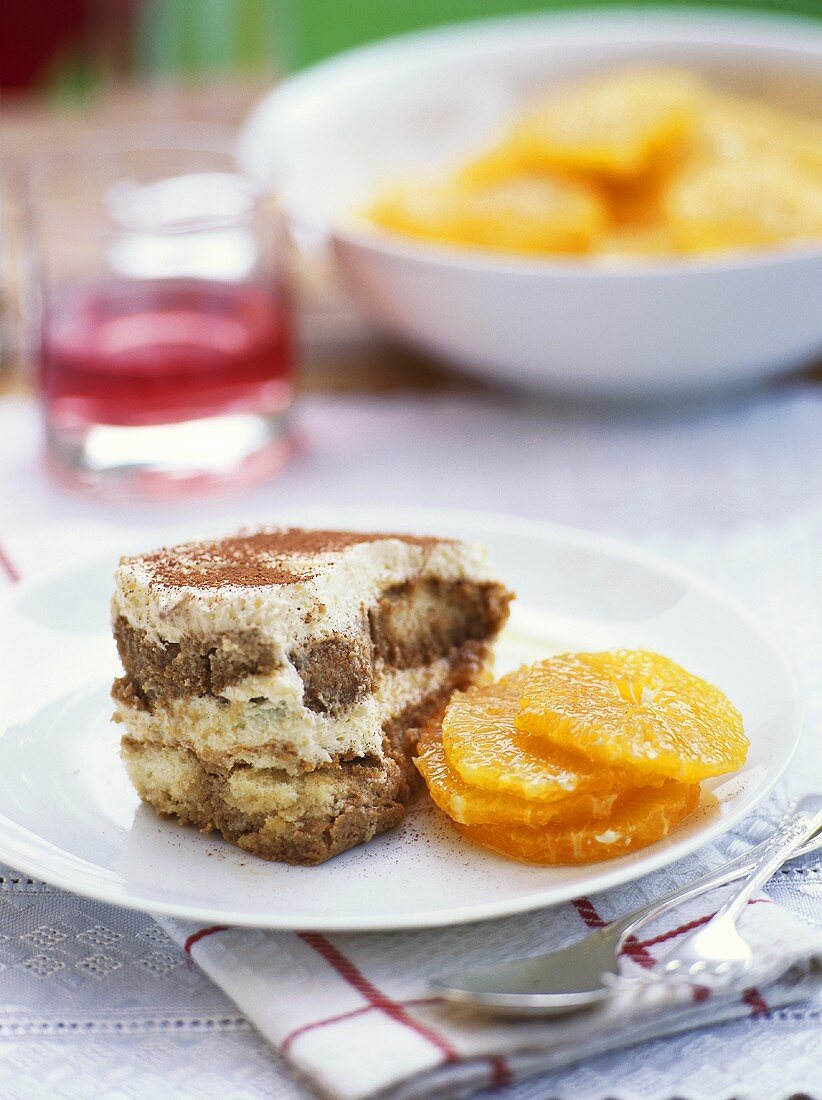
[432,801,822,1014]
[651,793,822,988]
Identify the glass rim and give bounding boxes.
[25,122,263,189]
[23,123,279,237]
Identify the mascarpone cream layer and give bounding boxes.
[112,535,496,648]
[114,656,490,774]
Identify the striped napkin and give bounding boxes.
[156,857,822,1100]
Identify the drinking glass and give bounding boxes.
[26,129,294,496]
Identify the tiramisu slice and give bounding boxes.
[112,529,512,864]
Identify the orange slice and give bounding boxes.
[415,730,621,827]
[497,67,703,181]
[517,650,747,782]
[665,158,822,252]
[441,669,652,802]
[366,175,605,254]
[457,781,701,864]
[694,92,822,179]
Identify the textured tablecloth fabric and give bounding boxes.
[1,385,821,1100]
[155,889,821,1100]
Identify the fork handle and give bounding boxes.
[611,800,821,945]
[715,794,822,924]
[611,847,770,942]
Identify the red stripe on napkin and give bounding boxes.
[572,896,607,929]
[0,542,20,584]
[297,932,458,1063]
[634,898,772,951]
[743,986,769,1016]
[633,912,712,950]
[488,1055,513,1088]
[281,996,445,1054]
[619,938,657,968]
[184,925,229,954]
[282,1004,377,1053]
[574,896,656,968]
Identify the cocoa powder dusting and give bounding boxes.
[140,528,451,590]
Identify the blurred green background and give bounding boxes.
[283,0,822,69]
[5,0,822,101]
[141,0,822,76]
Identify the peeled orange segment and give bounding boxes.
[694,92,822,179]
[366,175,605,254]
[665,158,822,253]
[415,731,621,827]
[441,669,650,802]
[499,67,703,180]
[517,650,747,783]
[456,781,701,864]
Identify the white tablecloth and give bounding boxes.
[1,381,821,1100]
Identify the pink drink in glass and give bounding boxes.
[42,278,292,430]
[30,133,295,495]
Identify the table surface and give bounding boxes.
[1,80,821,1100]
[2,381,821,1100]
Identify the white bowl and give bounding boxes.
[239,9,822,398]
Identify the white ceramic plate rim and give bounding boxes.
[0,508,804,929]
[239,5,822,279]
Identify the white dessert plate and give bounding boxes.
[0,508,801,930]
